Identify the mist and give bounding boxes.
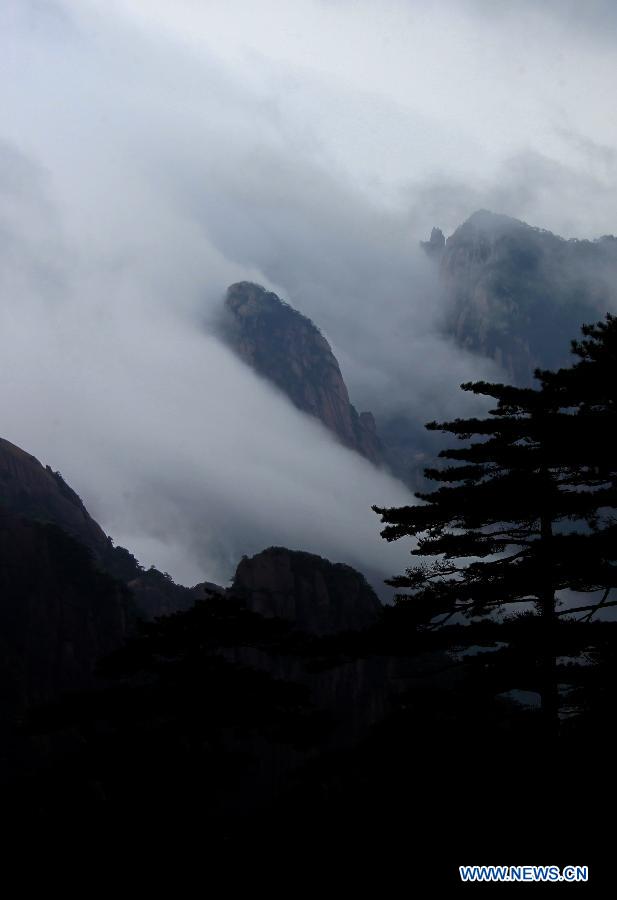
[1,1,615,586]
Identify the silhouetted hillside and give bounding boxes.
[0,510,131,729]
[231,546,381,635]
[0,436,202,619]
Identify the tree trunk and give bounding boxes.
[540,510,558,740]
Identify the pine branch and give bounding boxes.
[576,587,612,623]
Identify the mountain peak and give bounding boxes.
[465,208,522,227]
[226,281,316,323]
[450,210,536,245]
[420,226,445,257]
[222,282,382,464]
[0,436,109,555]
[438,212,617,383]
[231,546,381,634]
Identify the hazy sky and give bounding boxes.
[1,1,615,587]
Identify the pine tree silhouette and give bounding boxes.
[374,315,617,735]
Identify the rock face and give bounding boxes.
[420,226,445,258]
[0,437,109,558]
[223,282,382,464]
[0,436,201,620]
[429,210,617,384]
[0,509,130,726]
[230,546,381,635]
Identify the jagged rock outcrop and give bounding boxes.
[0,436,203,620]
[230,546,381,635]
[427,210,617,384]
[420,226,445,258]
[222,282,382,464]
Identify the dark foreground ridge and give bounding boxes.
[0,435,201,620]
[231,545,381,635]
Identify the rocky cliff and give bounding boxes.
[0,509,131,727]
[222,282,382,464]
[0,437,109,557]
[425,210,617,384]
[0,436,201,619]
[230,546,381,635]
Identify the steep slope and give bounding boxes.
[0,509,130,726]
[426,210,617,384]
[0,437,109,557]
[222,282,382,464]
[230,546,381,635]
[0,436,201,619]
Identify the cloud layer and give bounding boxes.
[1,1,615,587]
